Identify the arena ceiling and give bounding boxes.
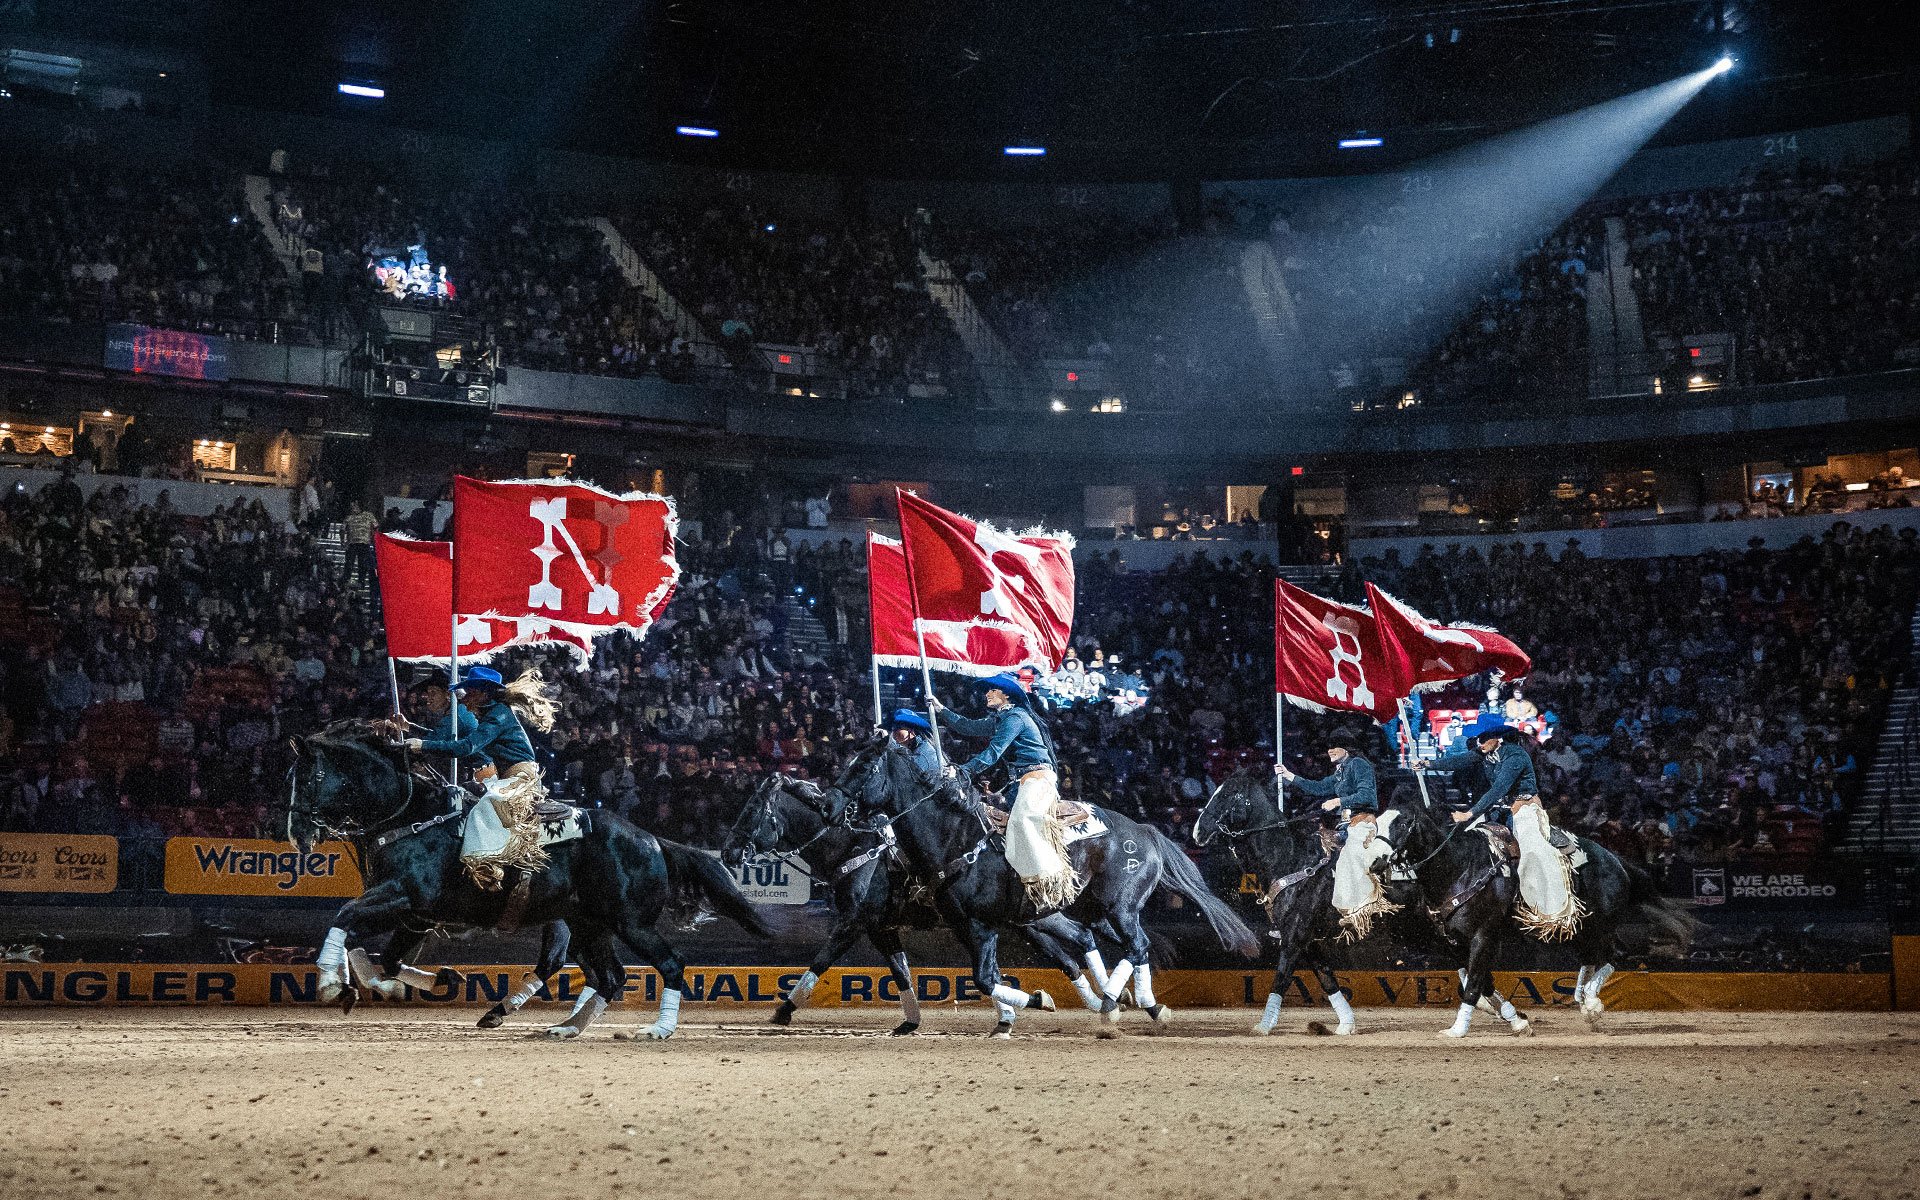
[11,0,1916,178]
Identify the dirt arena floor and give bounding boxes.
[3,1006,1917,1200]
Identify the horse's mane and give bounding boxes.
[310,717,402,749]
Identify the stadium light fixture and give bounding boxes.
[337,82,385,99]
[1711,56,1735,75]
[1338,135,1384,149]
[675,125,719,138]
[1003,146,1047,157]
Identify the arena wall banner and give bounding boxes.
[708,850,812,905]
[103,323,230,381]
[0,833,119,894]
[0,964,1893,1010]
[162,837,363,897]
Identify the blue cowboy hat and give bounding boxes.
[972,671,1030,705]
[1460,713,1518,742]
[888,708,932,734]
[453,665,505,693]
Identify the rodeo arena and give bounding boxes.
[6,3,1920,1199]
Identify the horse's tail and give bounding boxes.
[658,840,778,939]
[1141,826,1262,957]
[1625,861,1700,956]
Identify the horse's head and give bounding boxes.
[1192,768,1278,846]
[724,775,790,867]
[286,719,413,850]
[1378,782,1441,867]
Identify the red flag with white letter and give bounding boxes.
[376,533,595,664]
[869,532,1031,675]
[893,490,1075,671]
[1274,579,1398,722]
[450,476,678,642]
[1365,583,1531,694]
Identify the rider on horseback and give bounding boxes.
[884,708,947,790]
[406,665,556,892]
[1278,730,1378,826]
[1418,713,1584,938]
[929,672,1079,912]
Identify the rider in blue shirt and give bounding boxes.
[1418,714,1540,825]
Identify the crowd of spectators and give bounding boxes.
[1624,158,1920,388]
[612,199,975,398]
[0,163,301,340]
[5,150,1916,412]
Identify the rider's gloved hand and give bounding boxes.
[926,697,945,714]
[405,738,424,751]
[1320,797,1341,812]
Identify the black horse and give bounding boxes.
[346,915,590,1031]
[1380,781,1698,1034]
[287,720,775,1040]
[846,740,1261,1035]
[1191,770,1351,1036]
[725,769,1141,1035]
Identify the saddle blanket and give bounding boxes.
[1474,820,1587,871]
[461,800,588,851]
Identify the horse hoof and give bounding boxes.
[642,1024,675,1041]
[339,985,359,1015]
[1251,1022,1277,1037]
[1098,998,1120,1026]
[890,1021,920,1037]
[1030,990,1056,1013]
[1335,1023,1355,1037]
[477,1005,509,1030]
[544,1025,580,1040]
[1509,1015,1533,1036]
[1438,1026,1469,1039]
[770,1003,795,1027]
[990,1022,1013,1040]
[1581,1003,1604,1030]
[1146,1004,1172,1025]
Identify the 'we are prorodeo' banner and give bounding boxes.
[163,838,362,897]
[0,833,118,893]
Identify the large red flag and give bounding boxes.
[376,533,594,665]
[450,476,678,640]
[868,532,1031,675]
[1365,583,1532,694]
[894,489,1075,671]
[1274,579,1399,722]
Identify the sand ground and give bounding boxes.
[2,1006,1916,1200]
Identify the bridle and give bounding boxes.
[1191,780,1321,849]
[286,736,423,847]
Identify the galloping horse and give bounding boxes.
[846,740,1262,1035]
[1191,769,1350,1035]
[287,720,775,1040]
[726,768,1148,1034]
[1380,782,1698,1034]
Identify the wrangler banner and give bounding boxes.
[0,833,118,893]
[0,964,1893,1010]
[162,838,363,897]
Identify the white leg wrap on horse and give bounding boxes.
[1445,1001,1474,1035]
[1572,966,1591,1005]
[1132,965,1156,1009]
[1256,992,1283,1033]
[549,991,608,1038]
[395,964,439,990]
[990,983,1032,1010]
[644,988,682,1038]
[1072,973,1102,1010]
[993,998,1017,1025]
[316,928,347,973]
[505,974,543,1012]
[1586,963,1615,1006]
[1498,996,1519,1022]
[788,970,820,1008]
[1083,949,1110,994]
[1102,959,1135,1002]
[889,953,920,1023]
[1327,990,1355,1032]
